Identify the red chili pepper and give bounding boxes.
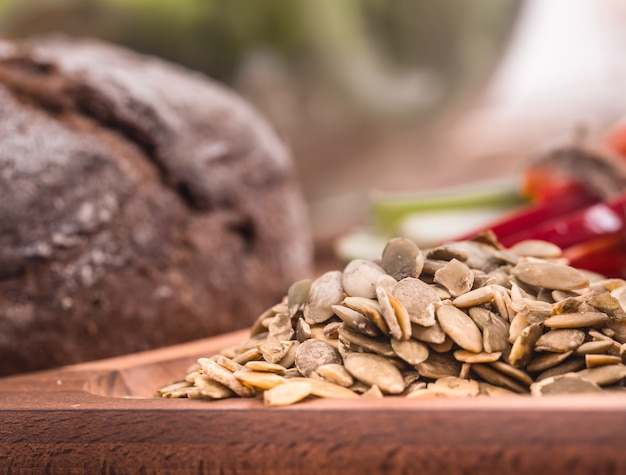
[455,182,600,247]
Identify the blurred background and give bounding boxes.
[3,0,626,264]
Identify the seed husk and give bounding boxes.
[344,353,405,394]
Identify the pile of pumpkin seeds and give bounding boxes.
[156,233,626,405]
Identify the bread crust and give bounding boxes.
[0,36,312,375]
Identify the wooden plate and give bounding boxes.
[1,329,626,474]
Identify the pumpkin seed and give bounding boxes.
[391,338,429,365]
[158,234,626,405]
[244,361,286,373]
[338,326,395,357]
[342,259,386,298]
[534,329,585,352]
[543,312,609,329]
[416,352,462,380]
[530,373,603,395]
[509,323,542,368]
[287,279,311,318]
[304,271,344,324]
[489,360,533,386]
[315,363,354,387]
[471,364,528,393]
[332,304,380,337]
[536,357,586,381]
[198,358,254,397]
[264,381,312,406]
[343,297,389,334]
[376,286,408,340]
[411,321,447,344]
[391,277,438,326]
[436,304,483,353]
[344,353,405,394]
[511,260,589,291]
[433,258,474,297]
[452,285,496,308]
[526,351,574,373]
[453,350,501,363]
[577,363,626,385]
[509,240,562,258]
[295,339,342,377]
[381,237,424,280]
[575,340,614,355]
[233,370,286,390]
[425,377,480,397]
[585,354,623,368]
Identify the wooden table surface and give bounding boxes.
[1,328,626,475]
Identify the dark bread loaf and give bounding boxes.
[0,36,312,376]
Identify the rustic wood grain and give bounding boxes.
[1,329,626,474]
